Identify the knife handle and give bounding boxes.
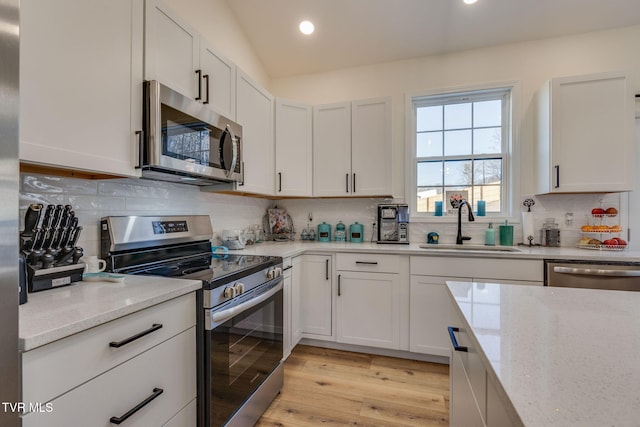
[22,203,43,237]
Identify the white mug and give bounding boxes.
[84,256,106,273]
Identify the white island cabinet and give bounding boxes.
[447,281,640,427]
[535,71,635,194]
[20,0,143,177]
[21,293,197,427]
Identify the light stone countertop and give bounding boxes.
[238,240,640,262]
[446,281,640,427]
[19,275,201,352]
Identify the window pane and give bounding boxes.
[444,160,471,186]
[474,185,502,212]
[417,161,443,186]
[444,103,471,130]
[474,100,502,127]
[416,187,443,213]
[444,130,471,156]
[417,106,442,132]
[417,132,443,157]
[473,127,501,154]
[474,159,502,184]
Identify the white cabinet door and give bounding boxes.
[144,0,199,100]
[313,102,352,196]
[200,39,236,120]
[536,71,634,193]
[351,97,393,196]
[336,271,401,349]
[20,0,143,177]
[300,255,332,338]
[450,351,486,427]
[291,256,303,346]
[235,70,274,196]
[410,276,470,357]
[275,99,313,196]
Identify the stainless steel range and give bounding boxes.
[100,215,284,427]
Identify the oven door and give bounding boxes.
[203,279,283,427]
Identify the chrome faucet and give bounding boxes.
[456,199,475,244]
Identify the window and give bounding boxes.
[410,87,514,217]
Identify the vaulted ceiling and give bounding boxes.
[225,0,640,79]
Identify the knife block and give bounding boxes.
[27,262,85,292]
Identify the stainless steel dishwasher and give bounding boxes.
[545,260,640,291]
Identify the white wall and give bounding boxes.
[165,0,270,88]
[271,24,640,198]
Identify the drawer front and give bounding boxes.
[411,256,542,282]
[22,327,197,427]
[23,293,196,405]
[336,253,400,273]
[163,398,196,427]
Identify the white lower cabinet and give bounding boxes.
[291,256,303,346]
[409,256,543,357]
[300,254,333,338]
[450,349,485,427]
[410,276,470,357]
[21,293,196,426]
[335,254,408,350]
[337,271,401,349]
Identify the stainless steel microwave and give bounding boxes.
[140,80,243,186]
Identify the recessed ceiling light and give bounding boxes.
[464,0,478,4]
[299,20,314,35]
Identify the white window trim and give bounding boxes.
[405,81,522,223]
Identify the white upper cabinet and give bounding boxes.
[351,97,393,196]
[275,99,313,197]
[20,0,144,177]
[235,70,275,196]
[313,102,352,196]
[313,97,392,197]
[535,71,635,194]
[145,0,236,119]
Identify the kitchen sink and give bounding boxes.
[419,244,521,252]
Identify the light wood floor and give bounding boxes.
[256,345,450,427]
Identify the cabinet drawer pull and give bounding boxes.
[355,261,378,265]
[109,324,163,348]
[282,265,293,271]
[325,259,329,280]
[338,274,341,296]
[195,69,202,101]
[203,74,210,104]
[109,387,163,424]
[554,165,560,188]
[448,326,468,352]
[345,173,349,193]
[278,172,282,192]
[352,173,356,193]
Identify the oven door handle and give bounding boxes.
[553,266,640,277]
[210,280,283,325]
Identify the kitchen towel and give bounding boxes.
[521,212,535,245]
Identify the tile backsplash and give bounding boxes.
[19,174,271,258]
[20,173,629,256]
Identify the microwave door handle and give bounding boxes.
[229,130,239,175]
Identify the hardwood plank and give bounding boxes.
[259,345,450,426]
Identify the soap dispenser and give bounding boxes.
[485,222,496,246]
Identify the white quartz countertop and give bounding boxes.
[446,281,640,427]
[19,275,201,352]
[237,240,640,262]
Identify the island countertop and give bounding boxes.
[446,281,640,427]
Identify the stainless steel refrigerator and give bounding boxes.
[0,0,20,425]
